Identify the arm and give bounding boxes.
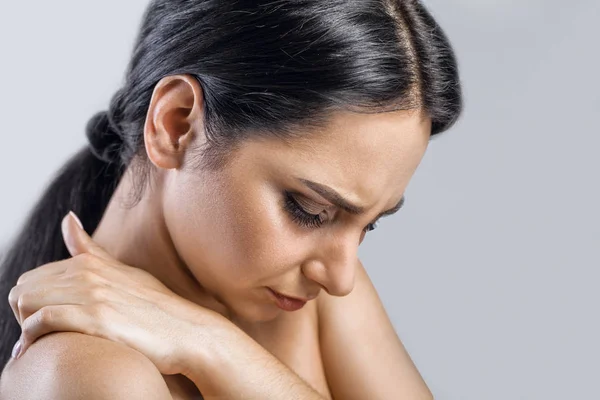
[8,213,324,400]
[179,260,431,400]
[182,325,327,400]
[0,332,172,400]
[317,259,434,400]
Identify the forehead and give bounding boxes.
[235,109,431,208]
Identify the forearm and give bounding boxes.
[182,326,326,400]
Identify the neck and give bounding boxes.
[91,166,230,318]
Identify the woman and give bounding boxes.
[0,0,462,398]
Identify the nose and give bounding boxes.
[302,230,359,297]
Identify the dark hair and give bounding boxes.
[0,0,462,367]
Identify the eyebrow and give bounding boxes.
[298,178,405,219]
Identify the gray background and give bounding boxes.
[0,1,598,399]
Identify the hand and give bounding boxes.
[8,211,225,376]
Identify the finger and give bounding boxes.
[9,282,89,325]
[61,211,114,261]
[10,279,79,325]
[8,285,22,326]
[15,259,67,286]
[16,305,101,359]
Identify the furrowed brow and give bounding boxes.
[299,178,405,219]
[299,179,364,214]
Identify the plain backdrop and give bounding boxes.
[0,1,598,399]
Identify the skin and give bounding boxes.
[94,75,429,324]
[1,74,433,399]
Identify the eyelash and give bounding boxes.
[283,192,379,232]
[284,192,324,228]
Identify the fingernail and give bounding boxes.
[11,340,22,359]
[69,211,84,230]
[61,215,76,255]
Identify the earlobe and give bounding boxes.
[143,74,204,170]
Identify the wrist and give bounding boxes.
[179,320,327,399]
[179,315,244,392]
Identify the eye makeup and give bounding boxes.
[283,191,327,229]
[283,191,381,233]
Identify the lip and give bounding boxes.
[268,288,311,312]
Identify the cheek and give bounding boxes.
[162,173,238,289]
[224,183,310,283]
[165,174,309,288]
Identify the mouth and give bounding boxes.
[267,288,315,312]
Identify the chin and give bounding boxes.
[230,300,282,323]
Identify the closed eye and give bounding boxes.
[283,191,325,229]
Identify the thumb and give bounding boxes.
[61,211,112,260]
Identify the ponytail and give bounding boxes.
[0,112,124,368]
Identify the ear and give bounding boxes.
[143,74,205,170]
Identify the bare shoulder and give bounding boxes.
[316,260,433,400]
[0,332,172,400]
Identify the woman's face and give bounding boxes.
[162,109,431,322]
